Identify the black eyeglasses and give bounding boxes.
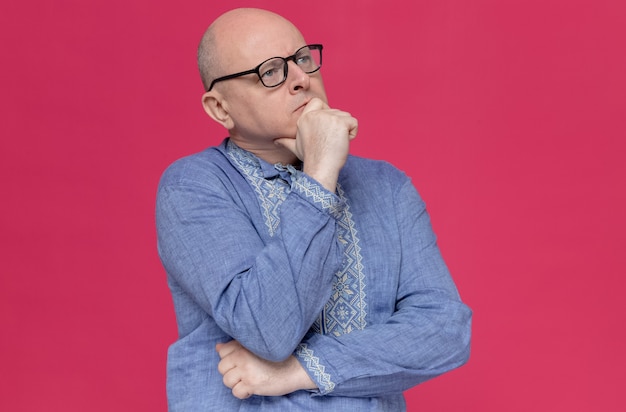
[207,44,323,91]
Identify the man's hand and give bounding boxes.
[275,98,358,192]
[216,340,317,399]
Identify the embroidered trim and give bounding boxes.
[226,141,288,236]
[291,172,343,219]
[312,183,367,337]
[296,343,335,393]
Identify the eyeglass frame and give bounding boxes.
[206,44,323,92]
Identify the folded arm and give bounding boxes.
[157,167,346,361]
[294,179,472,396]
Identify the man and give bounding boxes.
[156,7,472,411]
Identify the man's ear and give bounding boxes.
[201,91,234,130]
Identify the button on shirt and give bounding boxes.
[156,139,472,411]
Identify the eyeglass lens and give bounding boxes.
[258,46,321,87]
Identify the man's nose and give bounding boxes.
[286,61,310,92]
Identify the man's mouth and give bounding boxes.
[295,100,310,112]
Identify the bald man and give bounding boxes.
[156,8,471,411]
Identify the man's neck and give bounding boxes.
[229,137,299,166]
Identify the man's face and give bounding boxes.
[213,18,328,150]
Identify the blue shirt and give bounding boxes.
[156,139,472,411]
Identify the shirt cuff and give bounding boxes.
[289,167,344,220]
[295,343,336,395]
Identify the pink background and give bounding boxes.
[1,0,624,410]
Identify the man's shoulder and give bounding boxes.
[159,142,231,188]
[344,155,407,181]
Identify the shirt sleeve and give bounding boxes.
[294,178,472,396]
[156,167,346,362]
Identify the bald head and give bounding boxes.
[197,8,305,91]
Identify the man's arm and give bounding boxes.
[156,151,350,362]
[157,101,358,362]
[293,179,472,396]
[157,171,344,361]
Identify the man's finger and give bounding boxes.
[231,379,254,400]
[221,366,242,388]
[348,118,358,139]
[301,97,329,114]
[216,340,240,359]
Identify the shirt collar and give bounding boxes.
[225,139,301,180]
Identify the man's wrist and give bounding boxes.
[287,355,318,391]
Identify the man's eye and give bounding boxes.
[296,55,312,66]
[260,60,283,79]
[261,68,277,78]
